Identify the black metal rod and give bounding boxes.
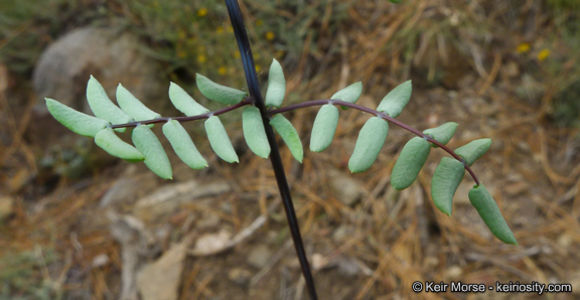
[224,1,318,299]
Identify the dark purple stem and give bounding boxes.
[269,99,480,185]
[110,97,480,185]
[110,97,253,129]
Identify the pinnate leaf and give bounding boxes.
[45,98,108,137]
[391,136,430,189]
[309,104,339,152]
[242,107,270,158]
[423,122,458,146]
[469,185,517,245]
[376,80,412,117]
[204,116,239,163]
[196,73,246,105]
[169,82,209,116]
[455,138,492,166]
[270,114,303,163]
[431,157,464,215]
[265,59,286,107]
[162,120,208,169]
[331,81,363,104]
[132,125,173,179]
[348,117,388,173]
[94,128,144,162]
[86,75,132,130]
[117,84,161,121]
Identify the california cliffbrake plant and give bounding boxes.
[45,1,516,299]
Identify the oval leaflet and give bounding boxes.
[204,116,239,163]
[132,125,173,179]
[169,82,209,116]
[455,138,492,166]
[376,80,412,118]
[331,81,363,104]
[196,73,246,105]
[242,107,271,158]
[391,136,430,190]
[162,120,208,169]
[265,59,286,108]
[270,114,303,163]
[94,128,144,162]
[309,104,340,152]
[423,122,458,146]
[86,75,132,130]
[45,98,108,137]
[348,117,389,173]
[431,157,464,215]
[117,84,161,121]
[468,184,517,245]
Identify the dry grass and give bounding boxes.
[1,0,579,299]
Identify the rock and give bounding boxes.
[329,169,366,206]
[247,244,272,269]
[0,195,15,221]
[190,229,232,256]
[30,26,166,148]
[228,268,252,286]
[33,26,165,113]
[137,238,190,300]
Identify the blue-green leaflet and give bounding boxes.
[196,73,247,105]
[310,104,339,152]
[86,75,132,132]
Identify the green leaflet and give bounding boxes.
[132,125,173,179]
[86,75,132,131]
[94,128,144,162]
[242,106,271,158]
[348,117,389,173]
[331,81,363,103]
[309,104,339,152]
[169,82,209,116]
[45,98,108,137]
[431,157,464,216]
[162,120,208,169]
[469,185,517,245]
[455,138,492,166]
[270,114,303,163]
[423,122,458,146]
[265,59,286,108]
[376,80,412,118]
[204,116,239,163]
[391,136,430,190]
[196,73,246,105]
[116,84,161,121]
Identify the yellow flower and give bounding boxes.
[537,49,550,61]
[516,43,530,54]
[197,8,208,17]
[255,65,261,72]
[218,66,227,75]
[197,54,207,63]
[216,26,224,34]
[265,31,275,41]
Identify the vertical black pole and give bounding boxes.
[224,1,318,299]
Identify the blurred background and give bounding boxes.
[1,0,579,299]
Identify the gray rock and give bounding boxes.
[247,244,272,269]
[30,26,167,150]
[329,169,366,206]
[33,26,165,113]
